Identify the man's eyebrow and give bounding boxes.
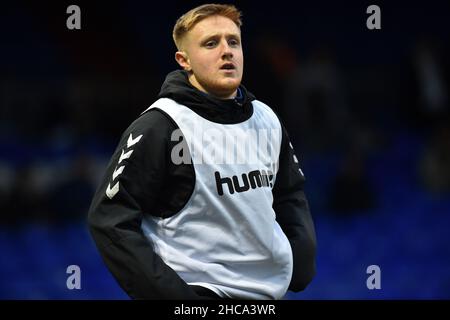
[200,32,241,41]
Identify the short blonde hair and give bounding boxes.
[173,4,242,50]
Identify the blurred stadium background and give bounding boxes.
[1,1,450,299]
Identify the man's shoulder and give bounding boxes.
[140,97,179,115]
[120,99,179,143]
[251,99,282,124]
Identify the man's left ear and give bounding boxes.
[175,51,191,71]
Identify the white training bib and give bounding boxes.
[141,98,293,299]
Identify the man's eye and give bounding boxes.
[229,39,239,46]
[205,41,217,48]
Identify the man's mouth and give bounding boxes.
[220,63,236,70]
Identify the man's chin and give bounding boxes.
[218,78,240,92]
[200,77,242,98]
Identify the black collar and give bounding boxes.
[158,70,255,124]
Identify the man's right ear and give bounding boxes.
[175,51,192,72]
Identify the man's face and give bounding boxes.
[177,15,244,99]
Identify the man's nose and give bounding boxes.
[220,40,233,59]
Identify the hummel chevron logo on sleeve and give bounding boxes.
[289,142,304,176]
[127,133,143,148]
[118,149,133,164]
[105,133,144,199]
[112,166,124,180]
[106,181,119,199]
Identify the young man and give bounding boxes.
[88,4,316,300]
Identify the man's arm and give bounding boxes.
[87,109,200,299]
[272,124,317,292]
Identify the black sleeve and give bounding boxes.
[272,123,317,292]
[87,109,201,300]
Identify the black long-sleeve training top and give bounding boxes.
[87,70,316,299]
